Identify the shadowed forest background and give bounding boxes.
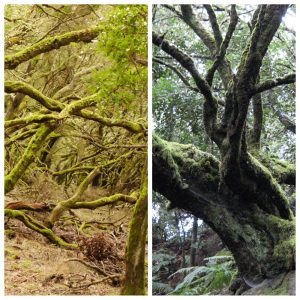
[152,4,295,295]
[4,4,147,295]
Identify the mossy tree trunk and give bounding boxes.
[153,5,295,286]
[122,161,148,295]
[153,136,295,283]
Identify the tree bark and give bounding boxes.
[122,161,148,295]
[190,216,198,266]
[153,135,295,282]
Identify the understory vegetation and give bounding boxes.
[152,4,295,295]
[4,4,147,295]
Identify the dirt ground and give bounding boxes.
[5,204,133,295]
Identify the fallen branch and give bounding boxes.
[5,201,54,211]
[65,258,109,276]
[69,274,122,290]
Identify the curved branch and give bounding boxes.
[5,113,60,129]
[5,123,55,194]
[153,32,218,140]
[5,81,146,134]
[48,151,134,226]
[180,5,216,51]
[5,81,65,111]
[153,57,198,92]
[180,4,233,89]
[71,194,137,209]
[5,209,77,249]
[161,4,183,19]
[5,26,102,69]
[74,110,146,133]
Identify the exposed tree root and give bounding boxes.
[71,194,136,209]
[4,209,77,249]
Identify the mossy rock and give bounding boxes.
[242,271,295,295]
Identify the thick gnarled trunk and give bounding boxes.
[153,136,295,283]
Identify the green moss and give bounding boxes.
[5,209,78,249]
[122,170,147,295]
[21,259,32,269]
[153,135,220,192]
[259,276,290,295]
[5,123,54,194]
[5,26,102,69]
[5,229,16,239]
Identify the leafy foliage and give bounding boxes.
[169,256,237,295]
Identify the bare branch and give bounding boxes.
[204,5,223,47]
[161,4,183,19]
[153,57,198,92]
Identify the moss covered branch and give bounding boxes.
[74,110,146,133]
[5,128,37,146]
[153,135,295,279]
[180,4,233,89]
[5,123,55,194]
[5,26,102,69]
[5,81,64,111]
[5,113,60,129]
[255,154,295,185]
[48,151,134,226]
[5,209,77,249]
[205,5,238,86]
[71,194,137,209]
[5,80,146,133]
[253,73,295,95]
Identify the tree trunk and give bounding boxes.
[190,216,198,266]
[153,135,295,284]
[121,162,148,295]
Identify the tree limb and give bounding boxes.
[204,5,223,48]
[71,194,137,209]
[5,81,64,111]
[253,73,295,95]
[5,113,60,129]
[5,123,55,194]
[5,26,102,69]
[153,57,198,92]
[153,32,219,140]
[5,80,146,133]
[5,209,77,249]
[206,5,238,86]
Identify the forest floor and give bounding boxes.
[5,192,135,295]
